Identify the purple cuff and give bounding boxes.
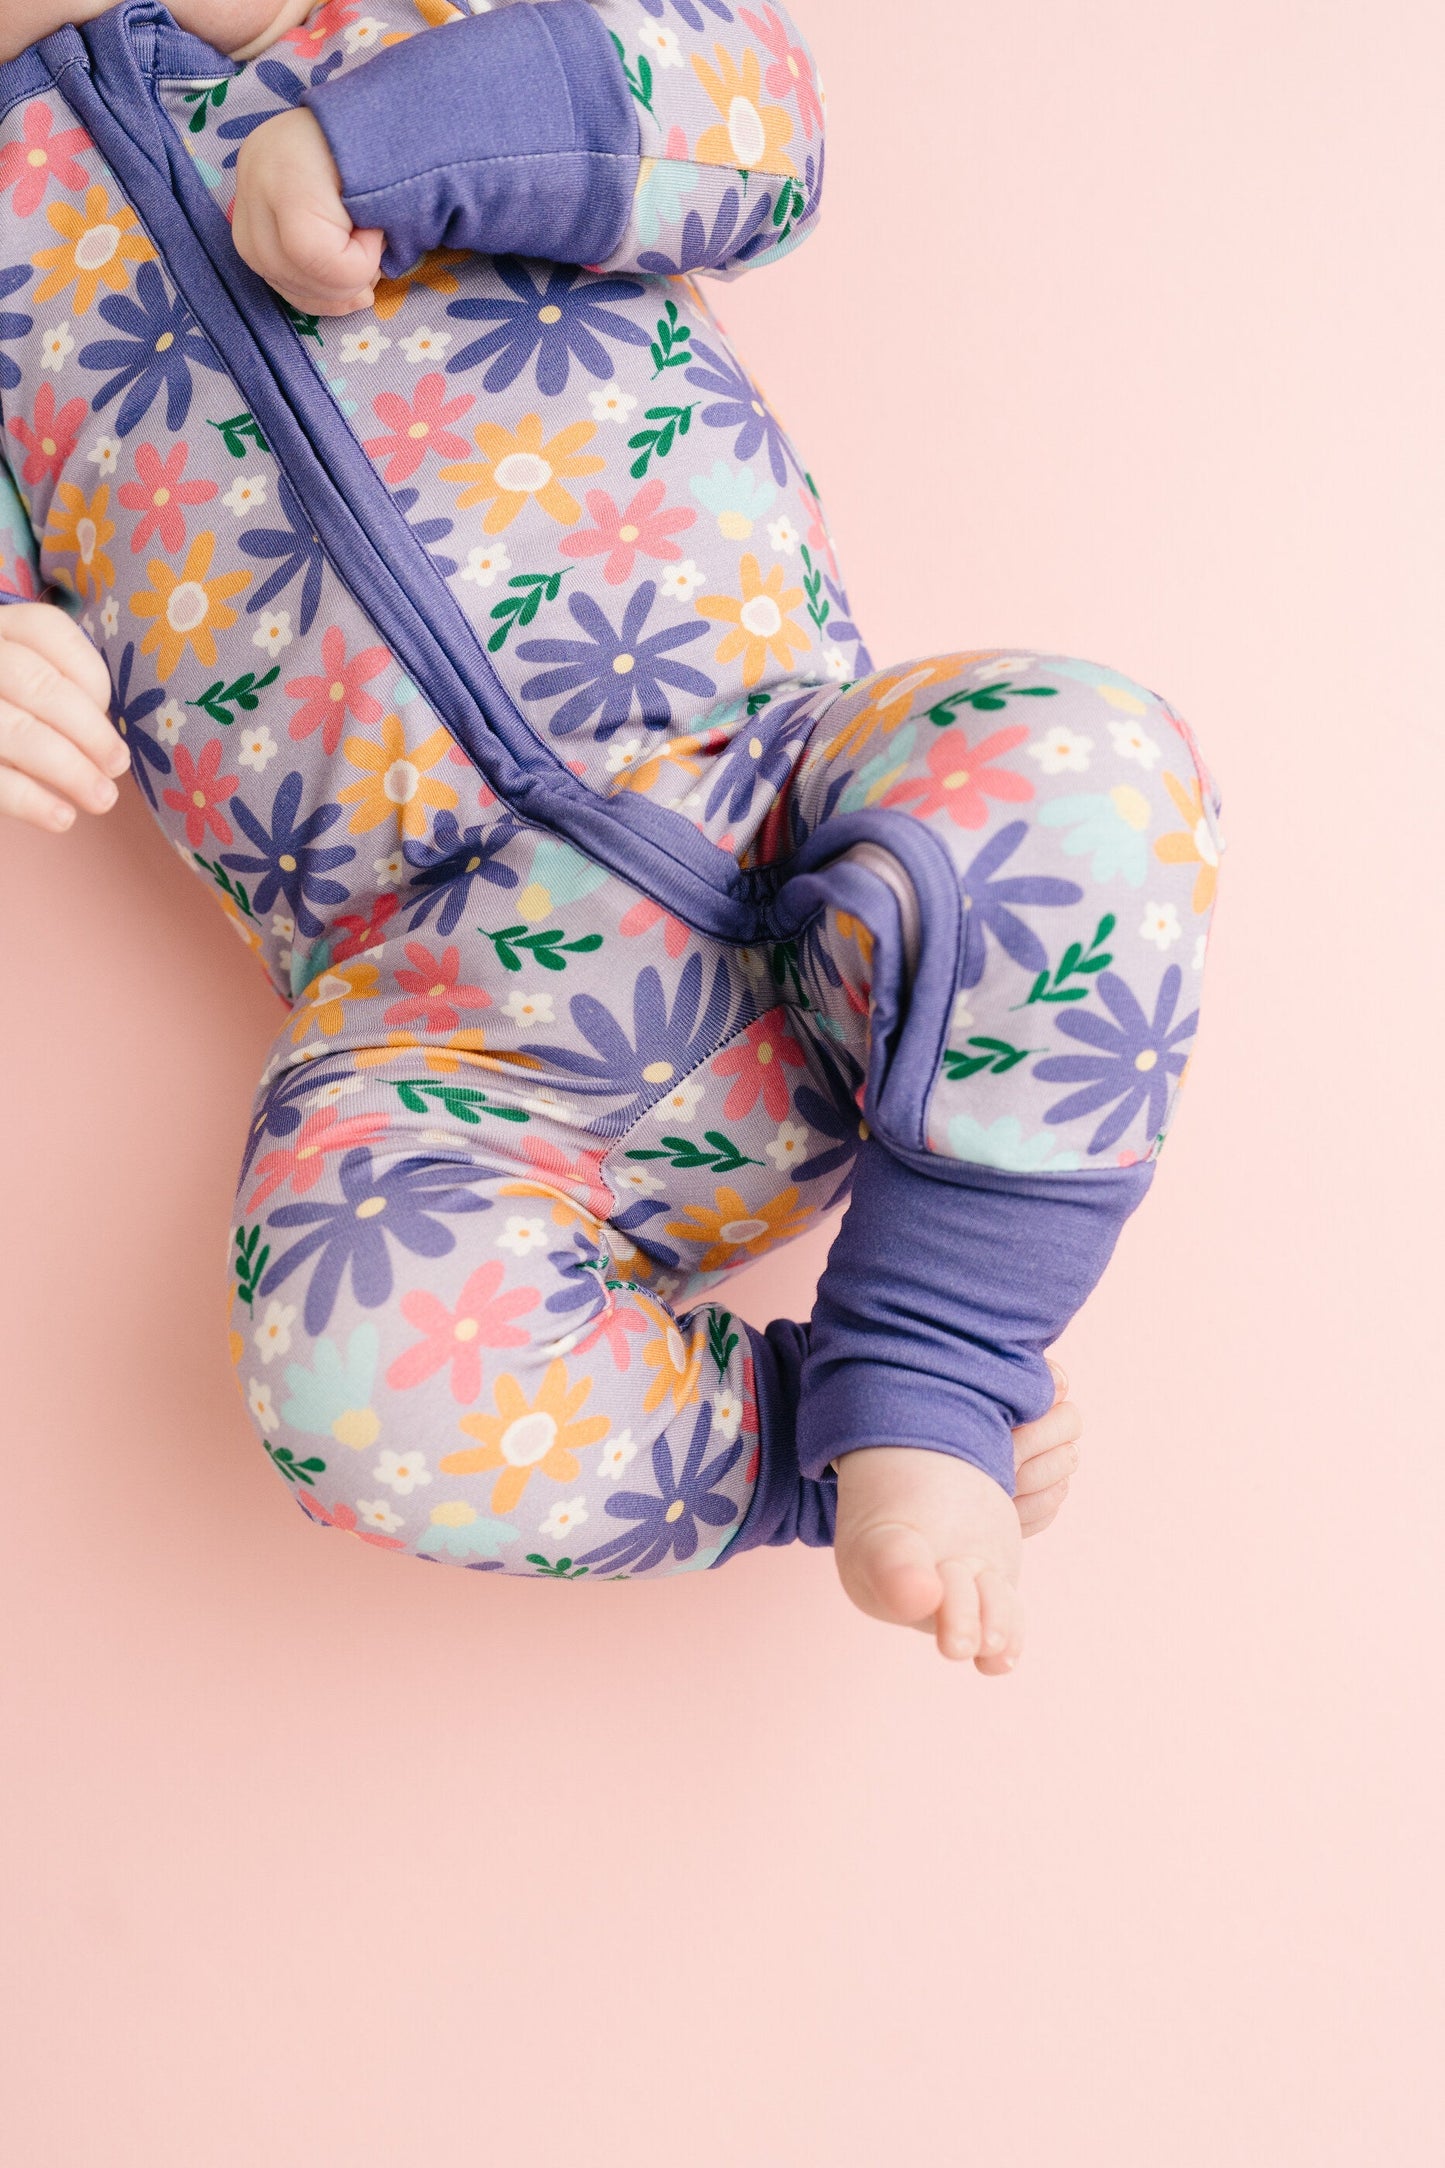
[796,1137,1155,1495]
[304,0,640,275]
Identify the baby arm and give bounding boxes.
[0,459,126,832]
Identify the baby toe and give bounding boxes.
[838,1521,942,1628]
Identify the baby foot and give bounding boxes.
[833,1445,1024,1671]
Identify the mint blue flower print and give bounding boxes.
[945,1114,1084,1173]
[577,1401,742,1573]
[221,769,356,938]
[0,262,32,393]
[77,261,223,437]
[1039,785,1152,885]
[516,580,715,740]
[1034,965,1197,1156]
[958,821,1085,990]
[633,155,699,248]
[417,1506,519,1563]
[532,952,740,1126]
[239,470,325,634]
[838,721,917,812]
[525,836,612,912]
[638,184,775,277]
[260,1148,498,1335]
[685,341,796,486]
[689,457,776,534]
[446,261,651,397]
[401,809,522,935]
[280,1323,380,1439]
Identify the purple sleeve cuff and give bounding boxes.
[304,0,640,276]
[796,1137,1155,1495]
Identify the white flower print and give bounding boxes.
[399,326,452,364]
[597,1429,639,1481]
[339,329,391,365]
[588,385,638,425]
[639,20,685,66]
[974,655,1032,677]
[311,1076,365,1107]
[223,473,268,517]
[766,515,799,554]
[613,1164,666,1198]
[460,542,512,587]
[373,849,406,888]
[86,434,120,475]
[503,988,554,1026]
[344,17,387,53]
[252,610,293,658]
[247,1377,279,1434]
[518,1087,574,1119]
[950,989,976,1035]
[253,1300,296,1365]
[653,1078,704,1122]
[821,645,850,681]
[1107,717,1162,768]
[1191,931,1208,972]
[40,323,73,371]
[605,735,644,774]
[496,1214,548,1257]
[238,723,279,772]
[1028,725,1094,775]
[765,1119,810,1170]
[539,1496,590,1540]
[373,1448,431,1496]
[270,912,296,942]
[1139,900,1182,951]
[99,595,119,637]
[712,1389,743,1440]
[355,1499,404,1535]
[153,698,185,746]
[658,557,704,602]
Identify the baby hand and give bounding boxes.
[1012,1358,1082,1537]
[232,107,384,317]
[0,602,127,833]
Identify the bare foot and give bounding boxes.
[834,1445,1024,1671]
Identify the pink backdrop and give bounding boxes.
[3,3,1442,2159]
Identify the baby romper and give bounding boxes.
[0,0,1221,1577]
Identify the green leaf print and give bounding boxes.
[193,852,258,921]
[924,681,1059,724]
[284,303,324,346]
[182,80,229,132]
[266,1443,326,1487]
[626,1131,760,1177]
[608,31,655,115]
[233,1222,270,1310]
[626,404,695,481]
[208,412,271,458]
[188,666,279,727]
[650,299,693,377]
[768,939,808,1007]
[487,569,570,654]
[799,544,830,633]
[483,925,605,973]
[1016,915,1115,1006]
[526,1554,591,1579]
[392,1080,530,1125]
[707,1308,740,1380]
[941,1037,1037,1082]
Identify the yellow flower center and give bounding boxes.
[191,789,206,808]
[331,1407,380,1449]
[664,1500,686,1522]
[27,149,47,168]
[641,1060,674,1083]
[297,1144,318,1160]
[612,653,635,675]
[329,680,346,700]
[943,768,971,790]
[718,509,752,540]
[432,1501,476,1527]
[538,305,563,324]
[465,855,481,872]
[278,853,297,871]
[41,436,56,456]
[499,1410,557,1466]
[756,1042,773,1064]
[407,421,429,439]
[354,1195,388,1218]
[154,331,174,352]
[1134,1049,1158,1072]
[618,523,640,543]
[453,1318,479,1341]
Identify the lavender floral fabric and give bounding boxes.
[0,1,1221,1578]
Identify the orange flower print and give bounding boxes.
[1153,770,1220,913]
[815,653,993,768]
[42,480,115,600]
[695,553,809,687]
[664,1183,811,1274]
[438,412,604,534]
[30,184,154,315]
[440,1360,609,1516]
[371,248,469,322]
[130,530,249,679]
[338,711,459,840]
[691,47,796,175]
[287,959,383,1043]
[637,1295,706,1418]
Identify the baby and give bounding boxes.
[0,0,1221,1664]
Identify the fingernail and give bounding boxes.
[108,748,130,776]
[94,779,118,809]
[53,804,75,829]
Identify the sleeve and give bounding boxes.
[302,0,825,283]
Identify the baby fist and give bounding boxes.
[232,107,384,318]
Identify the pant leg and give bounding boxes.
[754,647,1222,1487]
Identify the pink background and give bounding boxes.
[3,2,1443,2159]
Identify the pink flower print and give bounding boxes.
[285,625,390,754]
[386,1260,539,1403]
[517,1135,614,1222]
[882,725,1033,830]
[383,941,493,1033]
[163,737,237,848]
[243,1105,392,1213]
[0,554,38,602]
[0,103,90,219]
[297,1493,406,1549]
[560,479,695,585]
[712,1009,806,1120]
[117,439,218,555]
[619,896,691,956]
[740,9,825,138]
[279,0,358,57]
[363,373,475,485]
[6,383,87,489]
[574,1293,649,1372]
[328,891,399,967]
